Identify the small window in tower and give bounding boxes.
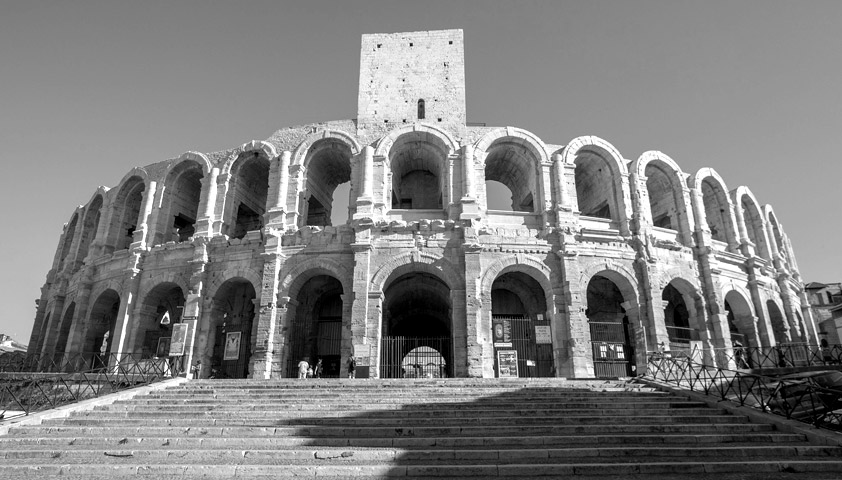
[409,42,413,46]
[449,40,453,45]
[417,99,425,120]
[377,43,382,48]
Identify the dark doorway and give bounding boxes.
[586,275,635,378]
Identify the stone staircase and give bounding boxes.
[2,378,842,478]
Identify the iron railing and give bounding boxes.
[0,352,177,421]
[712,343,842,370]
[643,351,842,431]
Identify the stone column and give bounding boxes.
[354,147,375,220]
[459,145,480,220]
[463,246,490,377]
[132,180,157,248]
[557,254,594,377]
[211,172,228,236]
[349,240,374,375]
[733,204,756,257]
[194,167,219,238]
[251,253,284,379]
[747,277,776,349]
[39,294,66,360]
[265,151,290,229]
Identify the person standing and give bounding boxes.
[297,358,310,379]
[313,358,323,378]
[347,357,356,379]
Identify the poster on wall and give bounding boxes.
[156,337,171,357]
[534,325,552,344]
[497,350,519,378]
[492,317,512,348]
[168,323,188,356]
[223,331,241,360]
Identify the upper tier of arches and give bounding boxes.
[50,123,795,276]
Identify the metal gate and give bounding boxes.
[380,336,452,379]
[212,322,251,379]
[493,315,554,377]
[286,318,343,378]
[589,320,635,378]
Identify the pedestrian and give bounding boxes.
[297,358,310,379]
[347,356,356,379]
[313,358,323,378]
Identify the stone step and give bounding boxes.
[42,414,745,427]
[79,408,720,419]
[4,445,842,464]
[3,460,842,477]
[7,422,769,438]
[0,432,808,448]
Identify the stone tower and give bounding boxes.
[357,29,466,137]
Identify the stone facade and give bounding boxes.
[29,29,817,379]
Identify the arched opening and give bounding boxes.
[724,291,756,348]
[286,275,344,378]
[768,212,785,255]
[134,283,184,359]
[77,196,103,264]
[208,278,256,379]
[112,178,145,252]
[491,272,553,377]
[767,300,788,344]
[483,139,539,212]
[417,99,425,120]
[389,134,446,210]
[229,154,269,239]
[741,196,769,259]
[154,161,204,245]
[663,283,696,352]
[586,274,635,377]
[56,214,79,272]
[303,139,352,227]
[574,152,618,221]
[645,163,678,230]
[84,289,120,369]
[380,272,452,378]
[53,302,75,359]
[485,181,513,210]
[701,178,730,243]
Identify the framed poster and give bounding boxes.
[492,317,512,348]
[168,323,188,356]
[223,331,241,360]
[497,350,519,378]
[156,337,171,357]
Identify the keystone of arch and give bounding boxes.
[373,123,460,159]
[473,127,550,165]
[292,129,362,166]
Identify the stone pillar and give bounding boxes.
[194,167,219,238]
[66,269,95,355]
[265,151,290,229]
[747,277,776,349]
[251,253,284,379]
[39,294,66,360]
[459,145,480,220]
[557,254,594,377]
[350,240,374,375]
[354,147,375,220]
[211,172,228,236]
[733,204,756,257]
[112,269,143,365]
[132,180,157,248]
[463,246,490,377]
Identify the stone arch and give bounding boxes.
[152,156,206,245]
[660,276,706,352]
[578,261,640,305]
[371,251,461,293]
[295,135,355,227]
[375,125,458,211]
[766,298,789,344]
[562,136,631,234]
[732,186,771,260]
[132,281,187,355]
[280,257,352,300]
[76,193,105,265]
[206,267,263,301]
[632,151,694,244]
[56,211,80,272]
[723,288,757,349]
[203,276,259,379]
[105,170,149,252]
[223,143,273,239]
[373,123,459,159]
[474,127,550,213]
[479,255,556,311]
[689,167,739,249]
[292,129,361,166]
[763,204,786,258]
[221,140,277,174]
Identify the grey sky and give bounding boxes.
[1,0,840,343]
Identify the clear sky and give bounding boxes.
[1,0,840,345]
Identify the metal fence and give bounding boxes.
[643,351,842,431]
[380,336,451,379]
[0,352,175,421]
[711,343,842,370]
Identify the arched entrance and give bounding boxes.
[491,272,553,377]
[286,275,344,378]
[208,278,256,379]
[134,283,184,359]
[380,272,452,378]
[586,274,635,378]
[767,300,788,344]
[84,289,120,369]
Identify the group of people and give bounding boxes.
[297,357,357,379]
